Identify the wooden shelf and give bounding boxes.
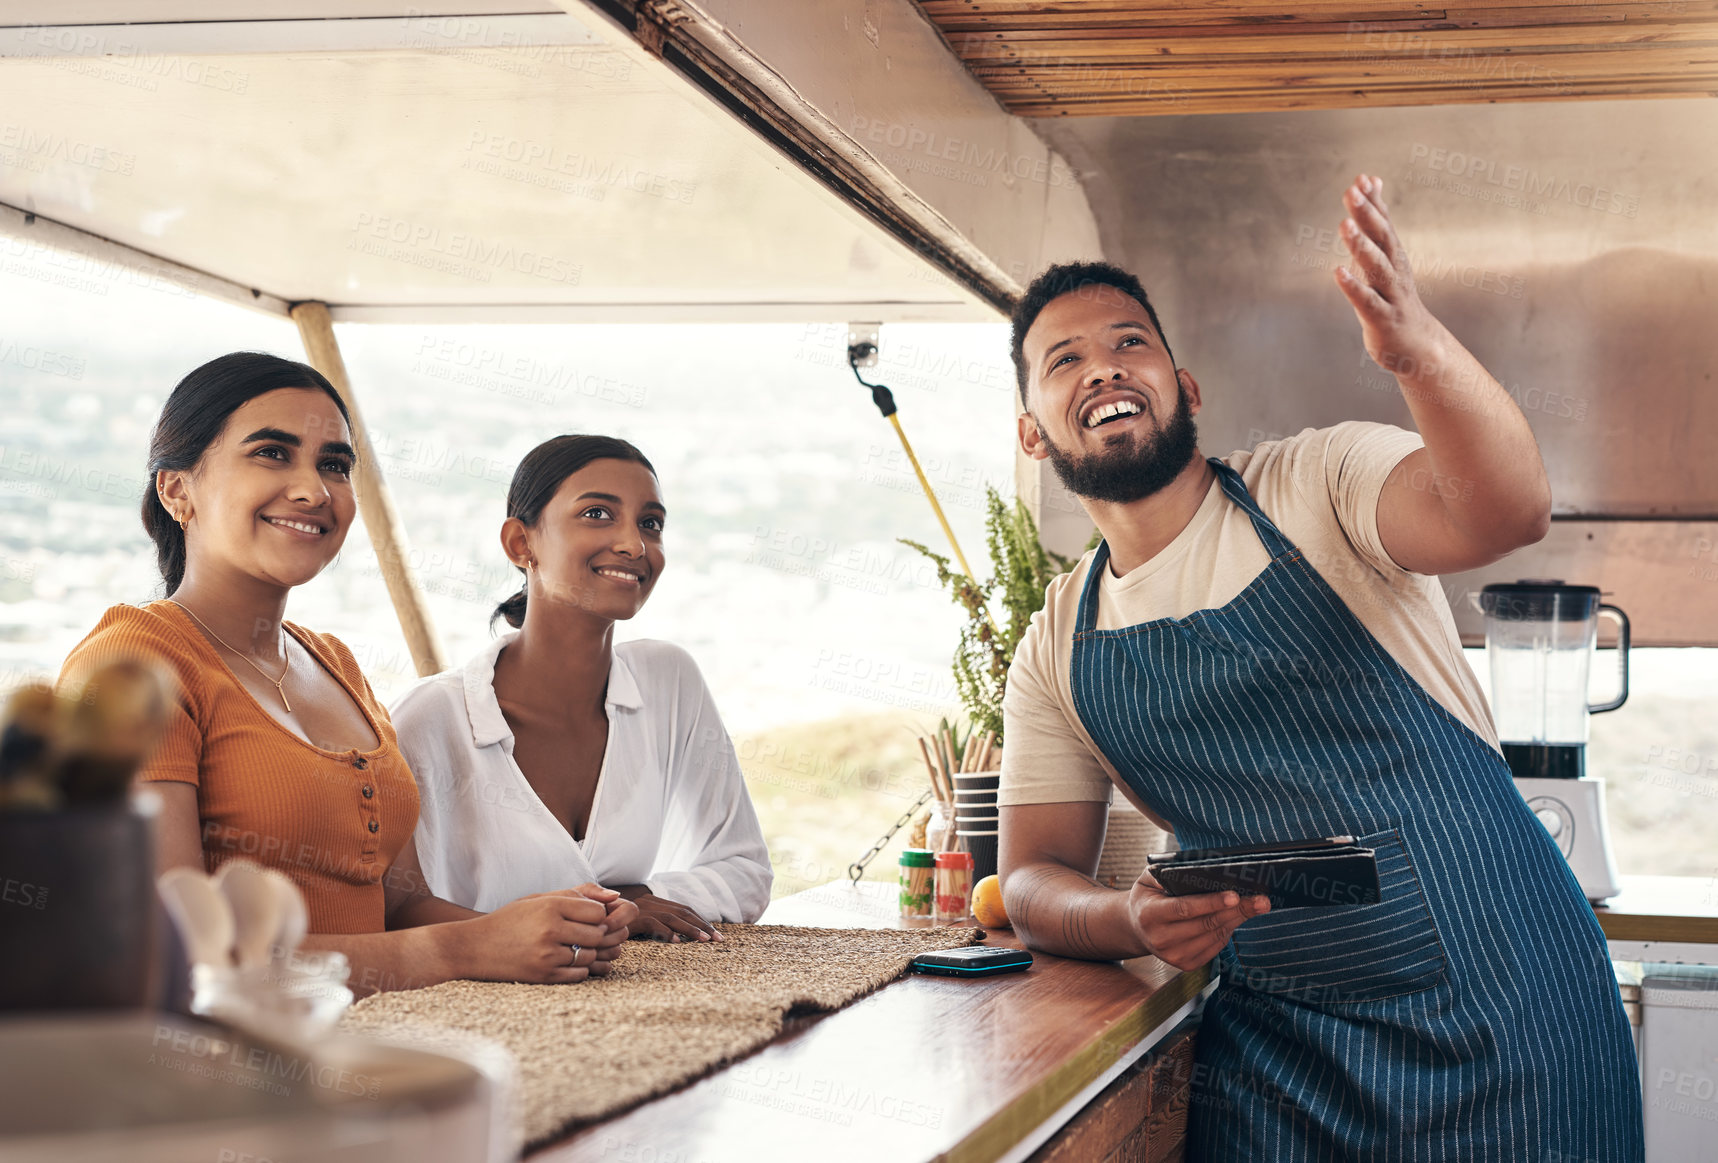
[1595,874,1718,947]
[915,0,1718,115]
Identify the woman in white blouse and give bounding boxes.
[393,435,772,940]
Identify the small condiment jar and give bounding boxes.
[898,848,935,919]
[933,851,975,925]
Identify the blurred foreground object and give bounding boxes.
[57,659,173,805]
[157,860,354,1046]
[1,659,173,811]
[0,660,174,1009]
[0,1012,518,1163]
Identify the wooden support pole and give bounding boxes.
[291,301,448,678]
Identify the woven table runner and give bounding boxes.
[340,923,983,1146]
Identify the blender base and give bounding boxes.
[1502,742,1585,780]
[1513,776,1623,902]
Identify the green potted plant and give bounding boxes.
[900,487,1087,744]
[903,491,1168,887]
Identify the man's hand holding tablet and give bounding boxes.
[1126,873,1270,972]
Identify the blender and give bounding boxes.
[1479,580,1629,902]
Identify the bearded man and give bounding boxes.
[998,173,1642,1161]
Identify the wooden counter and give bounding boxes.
[514,872,1717,1160]
[529,881,1207,1163]
[1595,874,1718,963]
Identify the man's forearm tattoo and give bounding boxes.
[1009,864,1116,960]
[1009,865,1057,944]
[1062,892,1106,959]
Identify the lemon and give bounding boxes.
[971,874,1010,929]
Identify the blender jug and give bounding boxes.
[1479,580,1629,780]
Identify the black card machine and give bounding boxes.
[1146,835,1381,909]
[911,946,1034,976]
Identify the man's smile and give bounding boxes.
[1077,388,1152,431]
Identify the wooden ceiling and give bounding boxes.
[916,1,1718,116]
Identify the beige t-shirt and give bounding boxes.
[1000,422,1499,808]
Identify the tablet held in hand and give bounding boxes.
[1147,836,1381,909]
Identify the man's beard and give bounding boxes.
[1038,384,1200,505]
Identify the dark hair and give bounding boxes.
[143,352,351,596]
[493,435,657,630]
[1009,261,1176,409]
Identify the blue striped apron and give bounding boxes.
[1069,459,1642,1161]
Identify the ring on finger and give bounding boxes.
[568,943,582,963]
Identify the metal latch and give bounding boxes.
[847,321,881,369]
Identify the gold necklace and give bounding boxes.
[170,599,293,712]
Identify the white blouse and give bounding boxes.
[391,633,772,922]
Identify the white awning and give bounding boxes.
[0,2,1097,323]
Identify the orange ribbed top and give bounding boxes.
[57,601,420,935]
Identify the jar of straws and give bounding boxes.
[934,851,974,924]
[898,848,935,920]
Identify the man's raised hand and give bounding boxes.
[1333,173,1448,374]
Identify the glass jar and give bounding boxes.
[933,851,974,925]
[898,848,934,919]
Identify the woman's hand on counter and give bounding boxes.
[444,885,621,984]
[613,884,720,942]
[1126,873,1270,971]
[588,893,639,976]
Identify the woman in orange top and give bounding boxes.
[59,352,636,994]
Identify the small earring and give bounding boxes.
[177,514,188,533]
